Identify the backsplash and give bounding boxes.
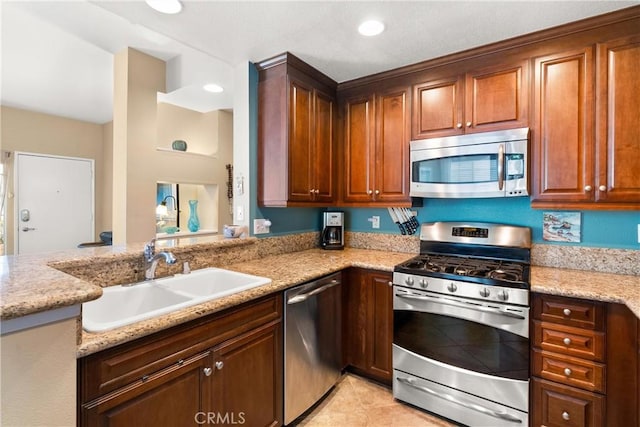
[51,230,638,287]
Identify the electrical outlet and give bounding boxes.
[372,216,380,229]
[254,219,271,235]
[236,205,244,221]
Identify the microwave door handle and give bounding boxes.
[498,143,505,191]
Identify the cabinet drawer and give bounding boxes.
[533,320,605,361]
[533,294,604,330]
[532,377,604,427]
[532,348,605,393]
[80,294,282,402]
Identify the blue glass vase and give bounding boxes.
[187,200,200,232]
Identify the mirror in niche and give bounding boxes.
[155,182,222,238]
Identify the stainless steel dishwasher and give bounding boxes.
[284,272,342,425]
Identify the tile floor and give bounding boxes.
[294,374,457,426]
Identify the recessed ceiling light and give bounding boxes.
[358,20,385,36]
[145,0,182,14]
[203,84,224,93]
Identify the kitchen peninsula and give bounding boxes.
[1,232,639,426]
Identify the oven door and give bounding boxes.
[392,286,529,424]
[410,140,527,198]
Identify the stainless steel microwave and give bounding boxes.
[410,128,529,199]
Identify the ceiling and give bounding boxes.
[1,1,637,124]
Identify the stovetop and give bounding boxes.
[394,253,530,290]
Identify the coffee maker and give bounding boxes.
[321,211,344,250]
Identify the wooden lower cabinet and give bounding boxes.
[79,294,283,427]
[342,268,393,384]
[211,322,282,427]
[82,351,212,426]
[532,377,604,427]
[531,293,639,427]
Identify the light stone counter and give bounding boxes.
[1,231,638,358]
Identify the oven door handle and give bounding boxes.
[396,376,523,424]
[395,292,526,319]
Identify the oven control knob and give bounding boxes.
[419,279,428,289]
[497,290,509,301]
[479,288,491,298]
[405,277,414,287]
[447,283,457,293]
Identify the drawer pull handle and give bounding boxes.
[562,411,570,421]
[563,308,571,316]
[564,368,572,376]
[563,337,572,346]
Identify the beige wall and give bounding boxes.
[0,106,109,253]
[0,318,78,426]
[156,104,234,230]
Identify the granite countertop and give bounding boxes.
[1,242,638,359]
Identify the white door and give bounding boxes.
[15,153,94,254]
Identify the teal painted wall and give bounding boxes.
[248,63,639,249]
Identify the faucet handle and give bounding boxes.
[144,238,156,261]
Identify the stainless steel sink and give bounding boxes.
[82,268,271,332]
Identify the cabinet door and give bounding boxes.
[343,95,375,203]
[313,89,336,203]
[365,271,394,383]
[595,35,640,204]
[465,61,528,133]
[531,47,595,205]
[81,351,212,427]
[342,269,393,384]
[211,321,282,427]
[374,87,410,204]
[412,76,464,139]
[288,79,314,202]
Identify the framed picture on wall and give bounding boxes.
[543,212,581,243]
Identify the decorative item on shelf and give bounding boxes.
[156,195,179,227]
[187,199,200,232]
[171,139,187,151]
[163,226,179,234]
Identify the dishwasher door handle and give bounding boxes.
[286,279,340,304]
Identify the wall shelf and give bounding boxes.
[155,147,217,159]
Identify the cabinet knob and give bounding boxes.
[564,368,572,376]
[584,185,592,192]
[314,189,320,194]
[562,411,570,421]
[309,189,315,194]
[388,281,393,287]
[215,361,224,370]
[367,190,373,195]
[466,121,472,127]
[598,185,607,192]
[203,367,213,377]
[456,123,463,129]
[374,189,380,195]
[563,308,571,316]
[563,337,572,346]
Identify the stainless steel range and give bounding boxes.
[392,221,531,426]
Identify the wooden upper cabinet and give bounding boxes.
[531,47,595,205]
[595,34,640,204]
[342,86,410,205]
[412,60,528,139]
[258,53,337,207]
[532,36,640,209]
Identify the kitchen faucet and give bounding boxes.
[143,238,177,280]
